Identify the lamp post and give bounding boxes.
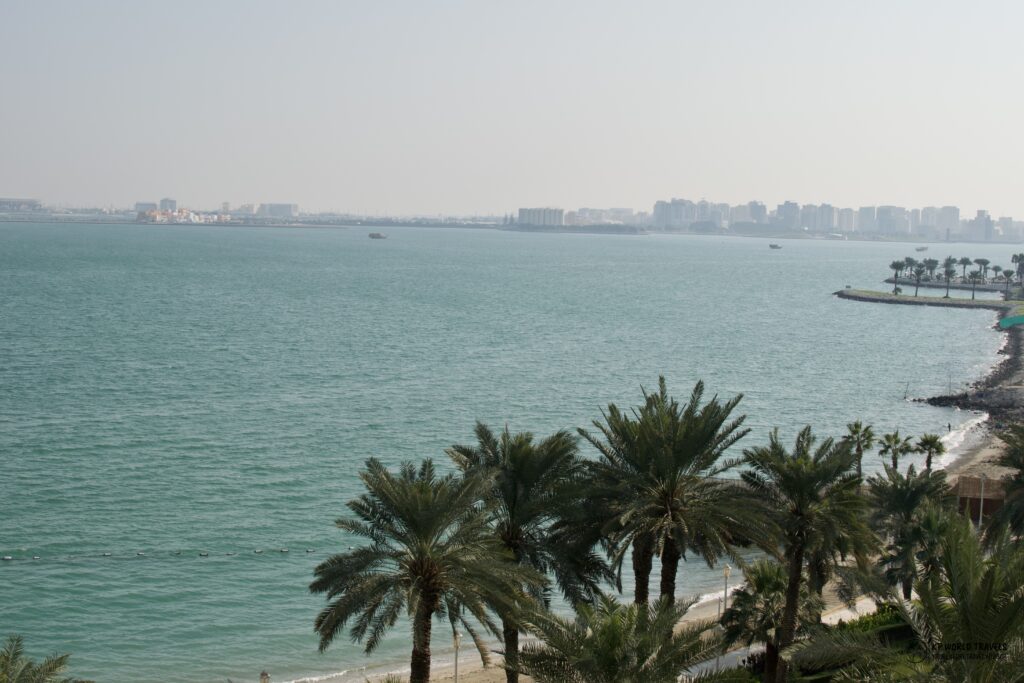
[454,630,462,683]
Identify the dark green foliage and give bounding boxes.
[310,458,543,683]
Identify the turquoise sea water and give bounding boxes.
[0,223,1015,682]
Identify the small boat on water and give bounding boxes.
[915,246,928,252]
[769,243,782,249]
[368,232,386,239]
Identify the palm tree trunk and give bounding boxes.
[502,619,519,683]
[915,279,920,296]
[632,535,654,605]
[901,576,913,600]
[763,639,779,683]
[659,538,681,602]
[946,277,951,298]
[410,598,435,683]
[855,447,863,479]
[972,281,977,300]
[926,453,932,471]
[775,543,805,683]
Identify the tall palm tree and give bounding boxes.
[879,430,916,470]
[958,256,973,280]
[721,559,823,683]
[974,258,991,281]
[992,264,1003,282]
[514,595,726,683]
[580,378,764,605]
[916,433,945,471]
[867,464,955,599]
[968,270,981,300]
[943,256,957,298]
[0,636,83,683]
[889,260,904,294]
[1014,252,1024,281]
[310,458,543,683]
[1004,270,1015,296]
[741,427,875,683]
[912,264,926,296]
[842,421,875,479]
[923,258,939,278]
[904,256,917,277]
[984,425,1024,543]
[786,512,1024,682]
[447,423,608,683]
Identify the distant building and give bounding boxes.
[937,206,960,234]
[967,210,994,241]
[920,206,939,228]
[838,208,856,232]
[517,207,564,226]
[0,198,42,211]
[775,201,800,230]
[877,206,909,234]
[134,202,158,212]
[818,204,836,231]
[159,198,177,212]
[800,204,818,230]
[857,206,877,232]
[748,201,767,223]
[258,203,299,218]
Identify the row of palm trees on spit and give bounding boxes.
[889,254,1024,298]
[309,378,1014,683]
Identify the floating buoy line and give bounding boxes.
[0,547,323,563]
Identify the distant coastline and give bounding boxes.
[5,215,1024,246]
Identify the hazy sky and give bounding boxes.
[3,1,1024,216]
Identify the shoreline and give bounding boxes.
[297,290,1019,683]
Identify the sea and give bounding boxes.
[0,222,1014,682]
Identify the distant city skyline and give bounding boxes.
[4,2,1024,216]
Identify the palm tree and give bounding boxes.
[974,258,990,282]
[310,458,543,683]
[916,433,945,471]
[447,423,608,683]
[984,425,1024,542]
[942,256,957,298]
[867,464,955,599]
[879,430,916,470]
[992,264,1003,282]
[923,258,939,279]
[786,512,1024,682]
[968,270,981,300]
[0,636,83,683]
[1014,252,1024,282]
[904,256,917,277]
[912,264,926,296]
[958,256,973,280]
[841,421,875,479]
[721,559,823,683]
[580,377,764,605]
[889,260,904,294]
[741,427,875,683]
[1004,270,1015,296]
[514,595,726,683]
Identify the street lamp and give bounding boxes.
[453,630,462,683]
